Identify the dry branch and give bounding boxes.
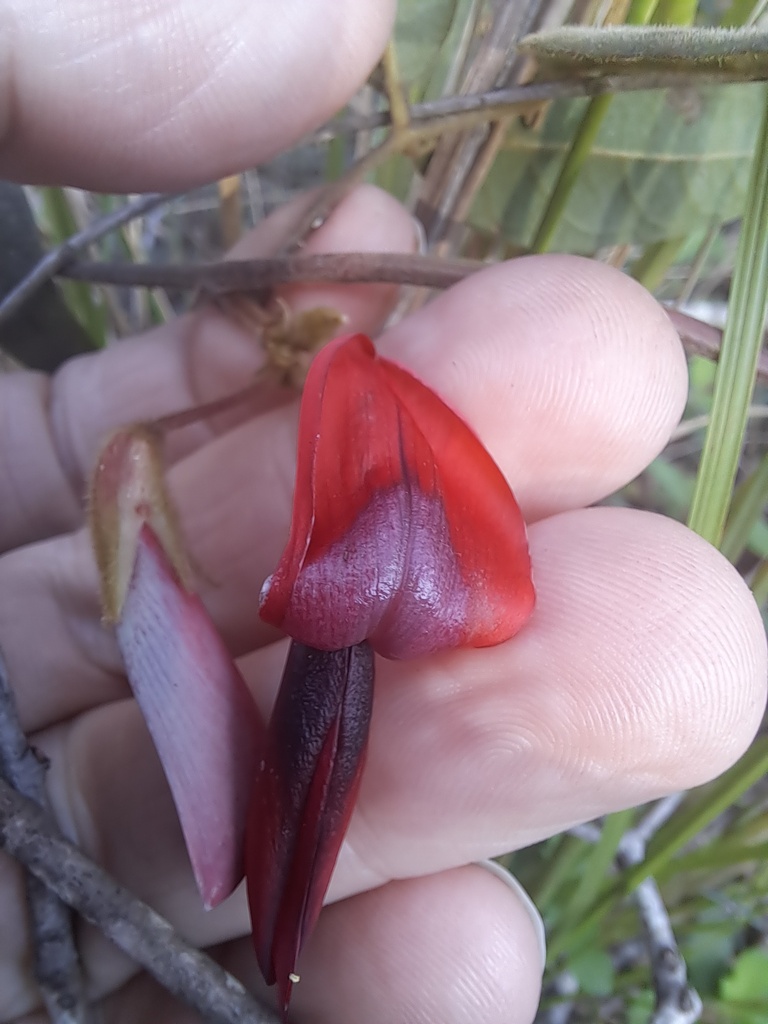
[0,650,87,1024]
[0,775,280,1024]
[58,253,768,386]
[0,192,174,327]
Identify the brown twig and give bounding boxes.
[6,67,766,328]
[666,307,768,384]
[0,650,88,1024]
[0,776,280,1024]
[276,133,402,254]
[0,191,175,328]
[59,251,481,292]
[415,0,540,249]
[315,67,768,142]
[57,253,768,385]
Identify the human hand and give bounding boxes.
[1,1,766,1021]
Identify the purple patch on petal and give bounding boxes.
[266,488,471,659]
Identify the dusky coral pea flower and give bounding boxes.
[259,332,535,658]
[248,333,535,1014]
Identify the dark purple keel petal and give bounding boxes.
[246,641,374,1016]
[268,486,471,658]
[118,524,262,908]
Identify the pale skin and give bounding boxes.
[0,1,766,1021]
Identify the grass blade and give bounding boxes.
[687,88,768,545]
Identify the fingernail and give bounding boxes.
[475,859,547,965]
[411,215,426,255]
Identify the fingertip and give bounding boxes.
[475,860,546,966]
[1,0,396,188]
[382,254,689,519]
[526,507,767,793]
[652,517,768,781]
[273,184,419,329]
[287,867,544,1024]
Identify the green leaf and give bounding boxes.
[720,949,768,1022]
[646,454,768,558]
[657,839,768,878]
[532,834,589,914]
[631,236,686,292]
[392,0,460,98]
[0,184,94,369]
[470,83,764,253]
[528,0,664,253]
[652,0,698,26]
[642,457,694,519]
[549,736,768,960]
[721,454,768,562]
[685,927,737,997]
[720,0,763,27]
[570,948,615,997]
[562,809,634,926]
[39,187,107,345]
[752,559,768,608]
[627,989,655,1024]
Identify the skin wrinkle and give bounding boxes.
[338,511,766,871]
[52,9,141,72]
[52,533,126,683]
[0,1,397,187]
[43,721,105,864]
[354,673,579,863]
[393,697,537,828]
[1,423,43,550]
[12,3,178,151]
[538,580,666,776]
[136,10,240,147]
[73,509,765,872]
[287,868,543,1024]
[544,513,766,780]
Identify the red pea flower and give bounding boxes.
[259,333,534,657]
[248,333,534,1013]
